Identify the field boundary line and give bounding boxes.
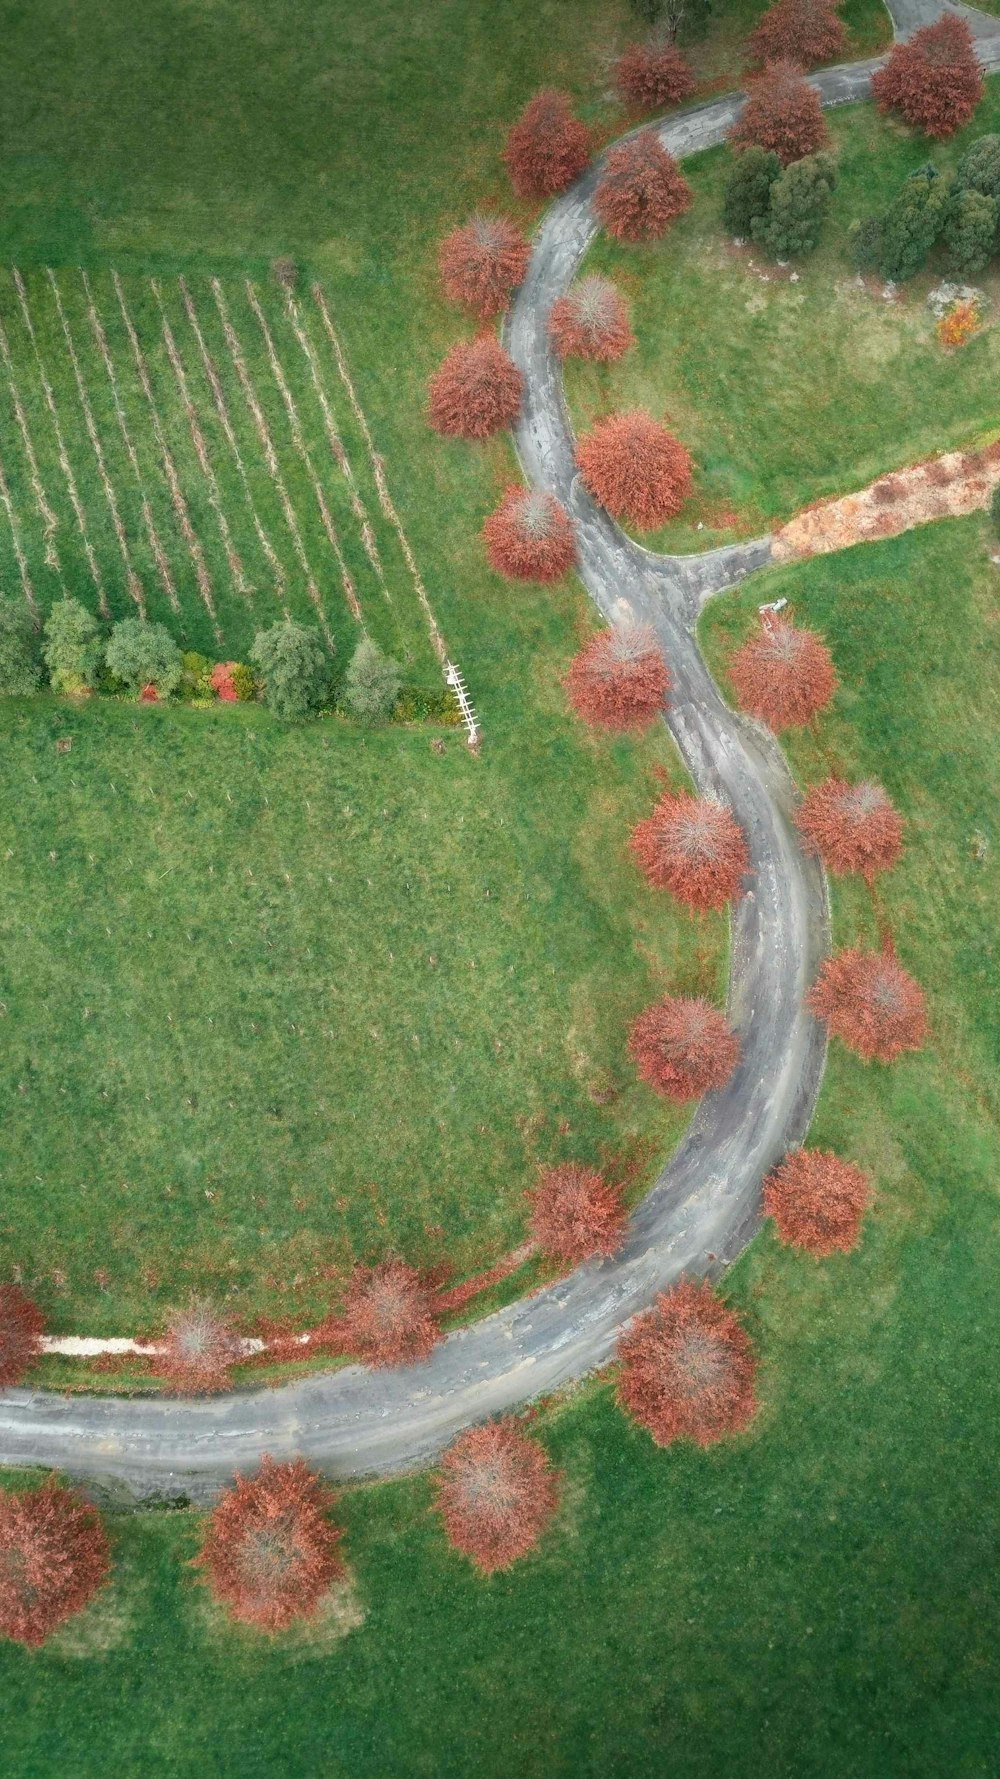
[211,278,334,647]
[12,268,107,614]
[313,282,447,665]
[82,271,179,615]
[283,289,389,600]
[47,268,145,616]
[178,276,289,615]
[0,446,37,615]
[151,278,253,606]
[0,311,64,586]
[244,280,361,627]
[113,269,221,642]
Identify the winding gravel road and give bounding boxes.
[3,0,998,1505]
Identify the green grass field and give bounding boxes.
[568,85,1000,553]
[0,692,716,1335]
[1,0,998,1769]
[3,518,997,1777]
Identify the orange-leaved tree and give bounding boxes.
[529,1163,626,1265]
[504,89,590,198]
[435,1420,560,1572]
[428,336,524,440]
[595,130,692,241]
[549,275,635,362]
[0,1481,111,1647]
[158,1298,241,1395]
[616,1279,758,1446]
[482,486,576,581]
[195,1456,345,1632]
[871,15,983,139]
[745,0,846,71]
[630,790,750,910]
[628,995,740,1100]
[728,613,837,729]
[340,1258,441,1367]
[729,61,828,164]
[795,777,903,884]
[565,624,670,729]
[0,1284,45,1387]
[807,945,927,1062]
[763,1146,871,1254]
[577,410,692,529]
[438,215,531,319]
[614,39,697,112]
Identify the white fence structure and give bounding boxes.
[445,660,480,747]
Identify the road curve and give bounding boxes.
[2,1,998,1505]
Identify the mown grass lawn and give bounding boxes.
[2,520,997,1777]
[0,689,719,1335]
[568,81,1000,553]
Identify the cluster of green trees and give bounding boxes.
[852,136,1000,283]
[723,146,837,259]
[0,595,410,725]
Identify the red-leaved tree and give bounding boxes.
[729,60,828,164]
[615,39,697,112]
[763,1146,871,1255]
[808,946,927,1062]
[195,1456,345,1632]
[482,485,576,581]
[628,995,739,1101]
[746,0,846,72]
[795,777,904,884]
[435,1420,560,1572]
[595,130,692,242]
[565,624,670,729]
[211,661,239,702]
[549,275,635,362]
[871,15,983,139]
[340,1258,440,1367]
[0,1481,111,1646]
[428,336,524,440]
[529,1163,626,1265]
[629,790,750,910]
[577,410,693,529]
[0,1284,45,1388]
[158,1298,241,1395]
[616,1279,758,1447]
[728,614,837,729]
[438,215,531,319]
[504,89,590,199]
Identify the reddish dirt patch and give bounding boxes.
[774,443,1000,561]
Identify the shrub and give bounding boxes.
[105,616,182,698]
[427,336,523,440]
[195,1456,344,1631]
[763,1147,870,1255]
[614,37,696,111]
[0,1284,45,1387]
[849,212,884,274]
[943,187,999,277]
[210,660,255,702]
[158,1298,241,1394]
[0,595,41,696]
[722,144,780,237]
[42,597,103,692]
[875,164,948,282]
[577,410,692,529]
[752,151,837,258]
[746,0,846,69]
[435,1421,560,1572]
[529,1163,626,1264]
[343,636,402,722]
[438,215,531,319]
[954,132,1000,208]
[595,130,692,242]
[629,790,750,909]
[548,275,635,362]
[937,297,980,348]
[271,256,299,291]
[807,945,928,1061]
[565,624,670,729]
[0,1481,111,1646]
[504,89,590,199]
[179,650,215,701]
[729,61,828,166]
[795,777,903,883]
[250,619,330,718]
[340,1259,440,1367]
[628,994,739,1100]
[871,15,983,140]
[482,485,576,581]
[616,1279,757,1447]
[728,614,836,729]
